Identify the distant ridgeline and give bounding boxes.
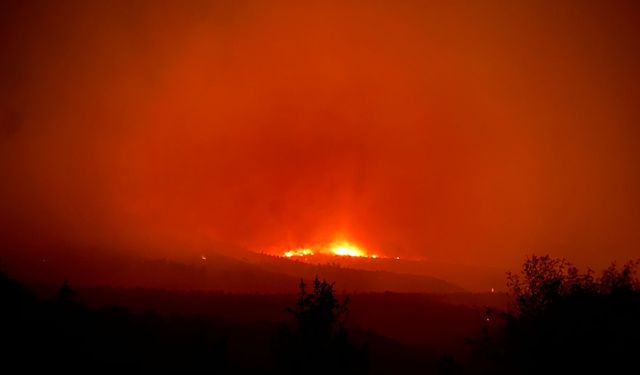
[1,254,639,374]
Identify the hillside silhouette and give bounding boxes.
[1,247,463,293]
[1,254,639,373]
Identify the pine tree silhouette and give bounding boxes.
[275,276,367,374]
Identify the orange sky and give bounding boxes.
[1,0,639,269]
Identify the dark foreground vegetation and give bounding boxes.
[474,255,640,374]
[1,255,639,374]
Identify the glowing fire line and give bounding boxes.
[331,244,365,257]
[283,248,314,257]
[280,242,380,259]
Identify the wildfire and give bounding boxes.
[279,241,381,259]
[330,243,366,257]
[283,248,314,257]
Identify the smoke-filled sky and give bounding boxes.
[1,0,639,268]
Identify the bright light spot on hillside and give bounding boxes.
[277,241,387,259]
[331,243,366,257]
[284,248,314,257]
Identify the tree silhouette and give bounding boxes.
[437,353,463,375]
[57,279,75,303]
[481,255,640,374]
[275,276,367,374]
[287,277,349,341]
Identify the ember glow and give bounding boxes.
[330,243,366,257]
[283,248,314,258]
[279,241,380,259]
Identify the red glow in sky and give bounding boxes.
[1,1,639,277]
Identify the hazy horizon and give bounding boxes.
[2,0,640,283]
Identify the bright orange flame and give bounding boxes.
[279,242,381,258]
[283,248,314,257]
[330,243,366,257]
